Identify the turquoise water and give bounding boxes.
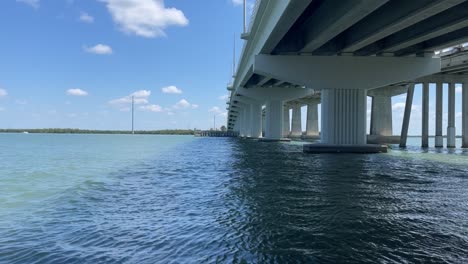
[0,134,468,263]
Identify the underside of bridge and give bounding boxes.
[227,0,468,152]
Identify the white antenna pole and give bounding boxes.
[131,96,135,134]
[233,34,236,77]
[243,0,247,34]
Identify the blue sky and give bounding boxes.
[0,0,247,130]
[0,0,465,135]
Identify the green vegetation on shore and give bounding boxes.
[0,128,195,135]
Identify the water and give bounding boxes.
[0,134,468,263]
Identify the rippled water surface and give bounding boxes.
[1,134,468,263]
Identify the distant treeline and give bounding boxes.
[0,128,195,135]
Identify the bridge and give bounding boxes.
[226,0,468,153]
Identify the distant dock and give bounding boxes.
[195,131,239,137]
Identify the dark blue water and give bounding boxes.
[1,135,468,263]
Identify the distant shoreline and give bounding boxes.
[0,128,195,135]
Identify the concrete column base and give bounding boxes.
[259,138,291,142]
[435,136,444,148]
[367,135,400,144]
[447,127,456,148]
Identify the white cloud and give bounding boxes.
[67,88,88,96]
[456,85,463,94]
[16,99,28,105]
[140,104,163,112]
[173,99,190,109]
[16,0,39,9]
[392,102,406,111]
[219,94,230,101]
[84,44,113,55]
[109,90,151,105]
[162,85,182,94]
[0,89,7,97]
[173,99,197,109]
[131,90,151,98]
[392,102,420,112]
[79,12,94,23]
[231,0,242,6]
[209,106,226,116]
[100,0,189,38]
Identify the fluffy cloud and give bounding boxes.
[84,44,113,55]
[209,106,227,117]
[131,90,151,98]
[109,90,151,105]
[66,88,88,96]
[16,0,39,8]
[456,85,463,94]
[140,104,163,112]
[162,85,182,94]
[0,89,7,97]
[392,102,406,111]
[79,12,94,23]
[219,94,230,101]
[173,99,197,109]
[100,0,189,38]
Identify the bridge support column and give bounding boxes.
[263,100,288,141]
[321,89,367,145]
[304,88,387,153]
[244,107,251,137]
[447,82,456,148]
[463,81,468,148]
[435,82,443,148]
[283,106,290,137]
[305,100,319,137]
[400,84,415,148]
[422,82,429,148]
[370,94,392,137]
[290,104,302,138]
[261,110,266,138]
[238,108,245,137]
[250,103,262,138]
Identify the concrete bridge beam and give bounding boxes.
[254,55,440,90]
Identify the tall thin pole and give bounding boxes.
[214,115,216,131]
[131,96,135,134]
[243,0,247,34]
[232,34,236,77]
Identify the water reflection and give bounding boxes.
[225,139,468,263]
